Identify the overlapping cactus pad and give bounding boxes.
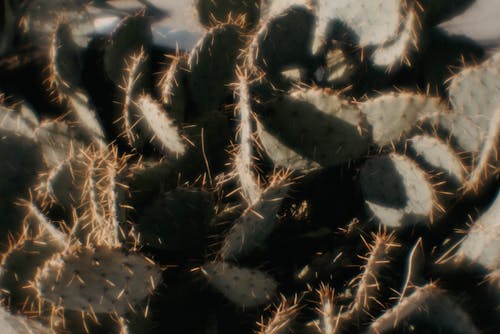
[0,0,498,333]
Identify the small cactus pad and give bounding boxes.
[360,92,442,147]
[0,130,44,241]
[445,53,500,153]
[234,75,261,204]
[104,15,152,85]
[132,94,186,156]
[248,5,314,78]
[0,203,67,307]
[160,54,189,122]
[64,92,106,144]
[456,189,500,270]
[49,23,82,92]
[408,134,465,185]
[34,120,87,169]
[257,122,321,172]
[348,233,399,315]
[464,104,500,191]
[36,145,127,247]
[367,284,479,334]
[312,0,404,53]
[360,154,434,227]
[188,24,244,114]
[35,246,161,314]
[371,7,422,70]
[220,177,290,261]
[201,262,278,308]
[259,89,369,169]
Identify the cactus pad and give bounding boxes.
[408,134,465,185]
[220,177,290,261]
[367,284,479,334]
[360,154,434,227]
[35,246,161,314]
[259,89,369,169]
[201,262,277,308]
[456,190,500,270]
[312,0,403,53]
[132,94,186,156]
[361,92,442,147]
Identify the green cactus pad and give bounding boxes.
[37,146,126,247]
[131,94,186,156]
[118,48,150,148]
[188,24,244,114]
[361,92,442,147]
[137,188,214,252]
[34,120,88,169]
[360,153,434,228]
[48,23,106,144]
[257,123,321,172]
[456,190,500,270]
[234,76,261,204]
[312,0,404,53]
[0,130,44,243]
[408,134,465,185]
[371,7,422,70]
[435,113,481,155]
[465,103,500,192]
[367,284,479,334]
[196,0,261,29]
[346,233,398,316]
[104,15,153,85]
[65,92,106,144]
[445,54,500,153]
[248,5,314,79]
[220,178,290,261]
[201,262,277,308]
[35,246,161,314]
[50,23,82,91]
[259,89,369,169]
[0,203,67,307]
[37,159,76,211]
[160,54,189,123]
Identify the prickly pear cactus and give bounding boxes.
[0,1,498,333]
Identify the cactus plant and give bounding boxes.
[0,1,498,333]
